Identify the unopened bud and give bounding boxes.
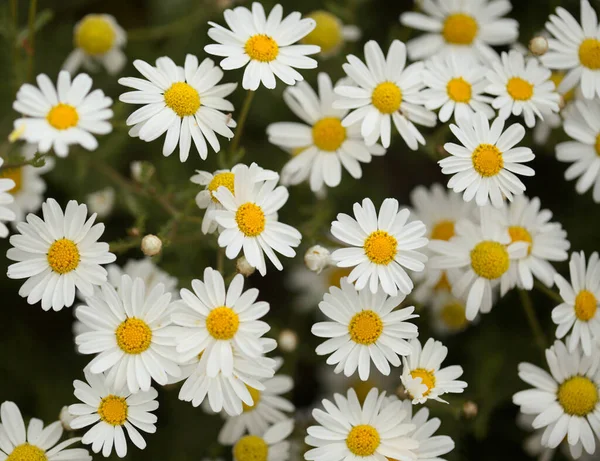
[529,36,548,56]
[127,227,141,237]
[278,329,298,352]
[141,234,162,256]
[236,256,255,277]
[130,161,155,183]
[86,187,115,219]
[304,245,331,274]
[59,406,75,431]
[462,401,478,419]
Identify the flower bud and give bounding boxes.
[529,36,548,56]
[236,256,255,277]
[141,234,162,256]
[86,187,115,218]
[304,245,331,274]
[278,329,298,352]
[462,401,478,419]
[59,406,75,431]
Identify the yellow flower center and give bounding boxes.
[208,172,235,203]
[472,143,503,177]
[98,395,128,426]
[206,306,240,340]
[327,267,352,288]
[470,241,510,280]
[371,82,402,114]
[75,15,115,55]
[364,230,398,265]
[507,77,534,101]
[235,203,266,237]
[434,272,452,292]
[446,77,472,103]
[47,238,80,274]
[442,13,478,45]
[164,82,201,117]
[242,386,261,412]
[348,310,383,345]
[508,225,533,255]
[440,302,468,330]
[233,435,269,461]
[46,104,79,130]
[550,72,575,103]
[595,134,600,156]
[346,425,380,457]
[574,290,598,322]
[116,318,153,354]
[579,38,600,70]
[431,220,455,241]
[312,117,346,152]
[6,444,47,461]
[0,167,23,194]
[245,34,279,62]
[557,376,599,417]
[410,368,436,396]
[301,10,343,54]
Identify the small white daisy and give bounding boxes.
[63,14,127,76]
[334,40,437,149]
[69,370,158,458]
[430,291,471,336]
[330,197,429,296]
[0,401,91,461]
[86,187,115,219]
[107,258,179,297]
[301,10,361,58]
[205,2,320,90]
[232,419,294,461]
[0,158,16,237]
[440,112,535,208]
[12,71,113,157]
[119,54,237,162]
[312,277,418,381]
[400,337,467,404]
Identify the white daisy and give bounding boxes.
[330,197,429,297]
[212,163,302,276]
[400,337,467,404]
[0,158,16,237]
[107,258,178,297]
[6,198,116,311]
[301,10,361,58]
[430,291,471,336]
[69,370,158,458]
[13,71,113,157]
[399,0,519,62]
[439,112,535,208]
[119,54,237,162]
[86,187,115,219]
[552,251,600,357]
[312,277,419,381]
[63,14,127,76]
[74,274,181,392]
[232,419,294,461]
[0,401,91,461]
[334,40,437,149]
[205,2,320,90]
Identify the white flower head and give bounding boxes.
[301,10,361,58]
[86,187,115,219]
[304,245,332,274]
[430,290,471,336]
[232,419,294,461]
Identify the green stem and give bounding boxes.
[519,289,548,351]
[109,237,142,254]
[126,7,208,42]
[27,0,37,81]
[229,90,255,155]
[10,0,19,92]
[535,280,563,304]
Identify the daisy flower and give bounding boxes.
[541,0,600,99]
[6,198,116,311]
[422,54,494,123]
[63,14,127,76]
[0,401,91,461]
[268,72,386,192]
[119,54,237,162]
[232,419,294,461]
[330,197,428,297]
[399,0,519,62]
[74,274,181,392]
[334,40,437,149]
[305,387,418,461]
[439,112,535,208]
[0,158,16,237]
[69,370,158,458]
[86,187,115,219]
[205,2,320,90]
[212,163,302,276]
[430,291,471,336]
[301,10,361,58]
[552,251,600,357]
[400,338,467,404]
[107,258,179,297]
[12,71,113,157]
[312,277,419,381]
[513,339,600,456]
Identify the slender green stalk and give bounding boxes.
[519,289,548,351]
[10,0,19,92]
[126,7,208,41]
[229,90,255,155]
[534,280,563,304]
[27,0,37,81]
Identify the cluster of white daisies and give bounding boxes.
[2,0,600,460]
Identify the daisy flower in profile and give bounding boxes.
[301,10,361,58]
[119,54,236,162]
[330,197,428,296]
[0,158,16,237]
[212,164,302,276]
[400,338,467,404]
[440,112,535,208]
[0,401,91,461]
[13,71,113,157]
[267,72,385,192]
[552,251,600,356]
[63,14,127,75]
[334,40,437,149]
[399,0,519,61]
[312,277,418,381]
[232,419,294,461]
[75,274,181,392]
[69,370,158,458]
[6,198,115,311]
[107,258,179,297]
[205,3,320,90]
[513,339,600,456]
[305,387,418,461]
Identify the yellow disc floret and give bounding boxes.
[574,290,598,321]
[472,143,503,177]
[312,117,346,151]
[302,10,343,55]
[206,306,240,340]
[46,104,79,130]
[507,77,534,101]
[434,272,452,292]
[245,34,279,62]
[116,318,153,354]
[242,386,261,412]
[233,435,269,461]
[364,230,398,265]
[47,238,80,274]
[371,82,402,114]
[348,310,383,345]
[557,376,599,416]
[0,167,23,194]
[98,395,128,426]
[446,77,472,103]
[508,226,533,255]
[6,444,47,461]
[346,425,380,457]
[410,368,436,396]
[442,13,478,45]
[431,220,455,241]
[440,302,468,330]
[595,134,600,156]
[236,203,266,237]
[164,82,201,117]
[75,15,115,55]
[470,241,510,280]
[208,172,235,203]
[579,38,600,70]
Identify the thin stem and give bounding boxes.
[535,280,563,304]
[519,289,548,351]
[109,237,142,254]
[229,90,255,155]
[27,0,37,81]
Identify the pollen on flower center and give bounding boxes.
[75,16,115,55]
[242,386,261,412]
[434,272,452,292]
[301,10,343,54]
[164,82,201,117]
[508,226,533,255]
[348,310,383,345]
[46,104,79,130]
[440,302,468,330]
[472,143,503,177]
[446,77,472,103]
[208,172,235,203]
[371,82,402,114]
[470,241,510,279]
[236,203,266,237]
[6,443,47,461]
[327,267,352,288]
[579,38,600,70]
[0,167,23,194]
[431,220,455,241]
[557,376,599,416]
[410,368,436,396]
[233,435,269,461]
[245,34,279,62]
[364,230,398,265]
[574,290,598,321]
[116,318,153,354]
[47,238,80,274]
[442,13,478,45]
[507,77,534,101]
[346,425,380,457]
[98,395,128,426]
[312,117,346,151]
[206,306,240,340]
